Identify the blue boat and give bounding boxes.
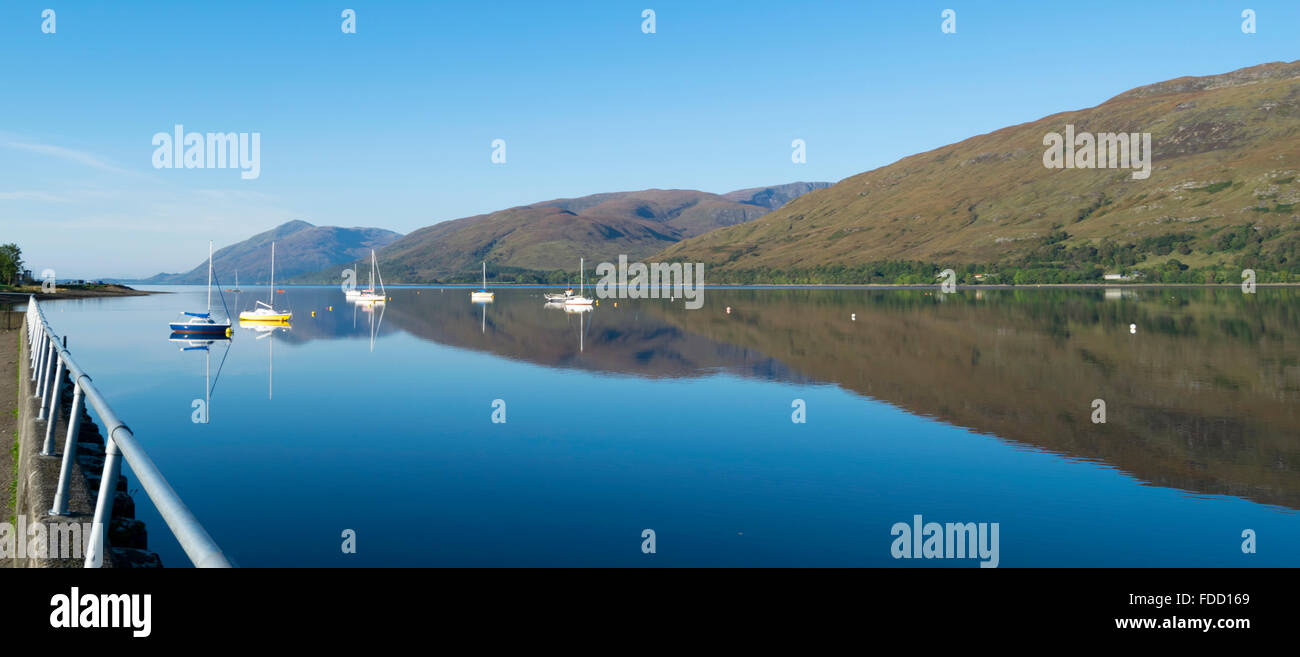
[170,241,232,336]
[169,312,231,335]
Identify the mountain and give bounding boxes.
[144,221,402,284]
[722,182,833,210]
[658,61,1300,284]
[373,185,830,283]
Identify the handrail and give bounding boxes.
[24,296,232,568]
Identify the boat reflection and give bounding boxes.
[352,298,386,352]
[545,300,592,352]
[240,320,291,399]
[168,333,231,424]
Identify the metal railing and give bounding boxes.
[25,296,232,568]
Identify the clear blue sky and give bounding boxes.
[1,0,1296,278]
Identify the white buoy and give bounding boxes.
[851,313,856,321]
[1129,324,1136,334]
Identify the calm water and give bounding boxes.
[30,286,1300,567]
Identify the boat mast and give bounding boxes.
[579,257,584,295]
[269,242,275,305]
[482,261,487,288]
[204,347,211,423]
[207,240,213,312]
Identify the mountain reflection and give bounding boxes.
[278,286,1300,510]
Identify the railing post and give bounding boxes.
[33,329,47,384]
[84,432,123,568]
[37,338,56,418]
[49,380,85,516]
[26,304,35,353]
[42,355,66,455]
[27,308,38,368]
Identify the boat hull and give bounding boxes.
[239,311,292,322]
[169,322,231,335]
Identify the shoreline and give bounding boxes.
[134,282,1300,290]
[0,284,160,304]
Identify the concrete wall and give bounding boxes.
[10,321,160,568]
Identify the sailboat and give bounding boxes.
[356,250,387,304]
[239,242,292,323]
[564,257,594,307]
[170,241,233,335]
[543,286,575,303]
[471,262,494,303]
[228,271,241,294]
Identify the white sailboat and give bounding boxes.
[357,250,387,303]
[544,287,575,302]
[564,257,594,307]
[239,242,292,323]
[471,262,494,303]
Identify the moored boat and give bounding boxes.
[564,257,594,307]
[471,261,494,303]
[239,242,292,323]
[170,241,232,335]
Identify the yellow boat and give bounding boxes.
[239,303,292,323]
[240,241,292,323]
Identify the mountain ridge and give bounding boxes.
[142,221,402,284]
[353,182,831,283]
[656,60,1300,284]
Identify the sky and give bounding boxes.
[1,1,1297,278]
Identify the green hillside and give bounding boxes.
[369,185,828,283]
[658,61,1300,285]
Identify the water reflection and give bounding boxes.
[167,334,231,424]
[34,285,1300,566]
[367,287,1297,510]
[239,321,291,399]
[143,286,1300,511]
[544,300,592,352]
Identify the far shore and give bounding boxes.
[137,282,1300,289]
[0,283,161,303]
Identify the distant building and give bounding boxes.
[1103,273,1129,281]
